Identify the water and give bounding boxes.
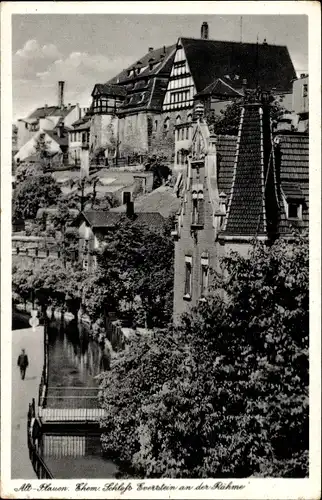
[39,431,118,479]
[13,310,119,479]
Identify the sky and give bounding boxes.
[12,14,308,121]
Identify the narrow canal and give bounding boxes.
[13,310,119,478]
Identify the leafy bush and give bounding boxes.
[99,233,309,478]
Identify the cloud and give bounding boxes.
[34,51,132,105]
[13,39,62,81]
[15,39,62,60]
[13,40,133,120]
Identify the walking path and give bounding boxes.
[11,325,44,479]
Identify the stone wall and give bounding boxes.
[118,113,149,157]
[90,114,118,162]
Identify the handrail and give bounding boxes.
[27,398,53,479]
[38,321,49,407]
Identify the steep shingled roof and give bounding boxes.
[107,45,176,85]
[92,83,127,98]
[223,105,266,236]
[44,128,69,147]
[28,105,76,120]
[276,134,309,234]
[106,45,176,113]
[181,38,296,94]
[217,135,238,194]
[196,77,243,98]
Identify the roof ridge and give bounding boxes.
[180,36,287,48]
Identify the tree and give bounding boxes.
[99,232,309,478]
[207,96,286,136]
[95,217,174,328]
[13,258,87,318]
[12,173,61,220]
[145,155,172,189]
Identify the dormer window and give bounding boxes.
[281,183,304,221]
[288,202,302,220]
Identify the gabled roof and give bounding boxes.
[107,45,176,85]
[92,83,127,98]
[80,210,165,230]
[196,77,243,98]
[222,104,266,237]
[71,116,91,131]
[28,105,76,120]
[105,44,176,114]
[44,128,69,147]
[111,185,181,218]
[28,106,58,119]
[275,134,309,234]
[180,38,296,94]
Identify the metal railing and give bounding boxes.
[39,387,103,422]
[27,398,53,479]
[38,322,49,407]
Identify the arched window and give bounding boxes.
[164,117,170,131]
[187,113,192,122]
[154,120,158,132]
[176,115,181,125]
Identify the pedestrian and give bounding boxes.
[17,348,29,380]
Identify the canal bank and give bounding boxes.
[12,310,119,479]
[11,321,44,479]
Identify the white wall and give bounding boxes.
[14,130,61,162]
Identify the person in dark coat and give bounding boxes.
[17,348,29,380]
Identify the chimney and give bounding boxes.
[126,200,134,219]
[57,121,64,138]
[149,47,154,52]
[163,45,166,54]
[201,22,209,40]
[263,38,268,45]
[76,103,81,120]
[58,81,65,108]
[123,191,134,218]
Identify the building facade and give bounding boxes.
[172,92,309,322]
[15,81,81,165]
[87,23,296,170]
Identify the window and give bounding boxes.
[200,256,209,298]
[187,114,192,122]
[288,202,301,219]
[191,190,204,226]
[169,90,190,106]
[154,120,158,132]
[176,115,181,125]
[184,256,192,299]
[192,192,198,224]
[83,239,89,270]
[302,83,308,98]
[164,117,170,131]
[185,127,189,140]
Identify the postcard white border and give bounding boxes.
[1,2,321,499]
